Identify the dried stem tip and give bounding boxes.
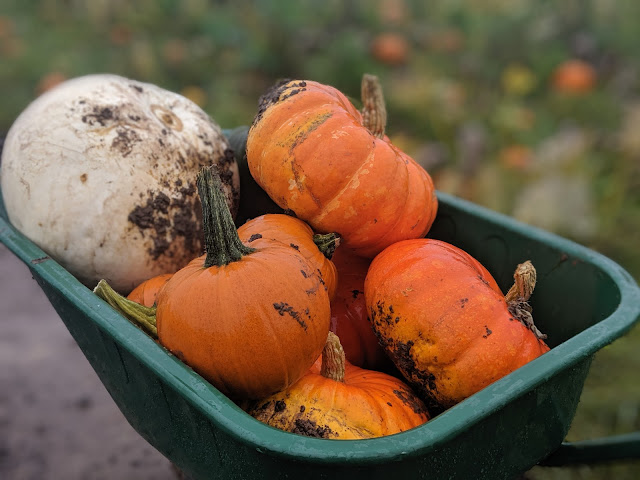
[504,260,547,340]
[505,260,536,304]
[361,74,387,139]
[320,332,346,382]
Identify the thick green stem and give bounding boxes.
[320,332,346,382]
[361,73,387,139]
[313,233,340,260]
[94,279,158,338]
[197,166,255,268]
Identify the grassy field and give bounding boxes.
[1,1,638,478]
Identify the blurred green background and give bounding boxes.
[1,1,638,478]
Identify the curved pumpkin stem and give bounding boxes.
[361,74,387,139]
[94,279,158,338]
[321,332,346,382]
[505,260,536,303]
[313,233,340,260]
[505,261,547,340]
[198,166,255,268]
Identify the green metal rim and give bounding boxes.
[1,189,639,466]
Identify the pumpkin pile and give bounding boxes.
[90,73,549,440]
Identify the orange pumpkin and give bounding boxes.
[156,167,332,400]
[551,59,596,94]
[127,273,173,307]
[237,214,338,300]
[96,166,331,401]
[329,246,390,370]
[246,74,438,258]
[365,239,550,411]
[249,332,429,439]
[370,32,410,65]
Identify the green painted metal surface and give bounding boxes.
[1,131,639,479]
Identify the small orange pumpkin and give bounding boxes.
[365,239,550,411]
[237,214,338,300]
[156,168,331,400]
[96,167,331,401]
[329,246,390,370]
[370,32,410,65]
[246,74,438,258]
[249,332,429,439]
[551,59,596,94]
[127,273,173,307]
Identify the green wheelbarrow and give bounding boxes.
[1,128,639,479]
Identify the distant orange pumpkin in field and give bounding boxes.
[499,144,533,170]
[36,72,67,95]
[371,32,410,65]
[551,59,596,94]
[427,28,465,53]
[109,24,133,46]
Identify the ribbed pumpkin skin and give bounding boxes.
[127,273,173,307]
[156,243,331,401]
[237,214,338,300]
[330,246,389,370]
[246,80,438,258]
[250,353,429,439]
[365,239,550,410]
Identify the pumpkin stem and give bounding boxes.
[361,73,387,139]
[313,233,340,260]
[505,261,547,340]
[198,166,255,268]
[93,279,158,338]
[320,332,346,382]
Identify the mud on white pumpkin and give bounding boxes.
[1,74,239,294]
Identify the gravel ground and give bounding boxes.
[0,243,178,480]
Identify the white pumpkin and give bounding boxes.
[1,74,239,293]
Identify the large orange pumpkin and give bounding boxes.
[329,245,390,370]
[249,332,429,439]
[246,74,438,258]
[365,239,549,411]
[237,214,338,300]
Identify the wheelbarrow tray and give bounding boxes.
[1,176,639,479]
